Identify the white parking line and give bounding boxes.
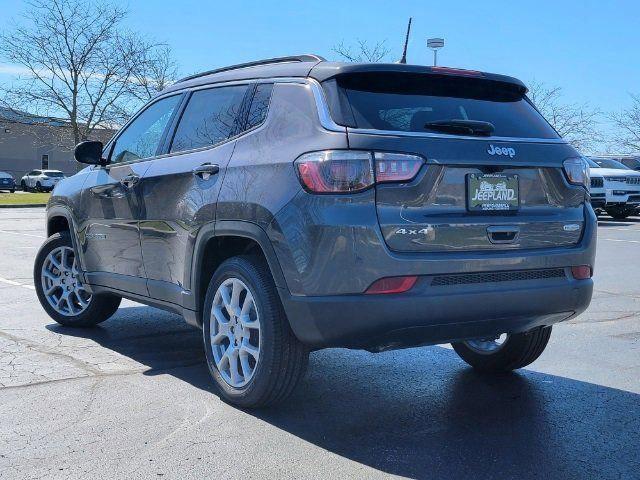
[0,277,35,290]
[600,227,640,232]
[601,238,640,244]
[0,229,45,239]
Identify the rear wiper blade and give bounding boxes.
[423,119,495,136]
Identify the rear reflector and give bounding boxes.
[365,276,418,294]
[571,265,592,280]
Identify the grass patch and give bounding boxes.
[0,192,50,205]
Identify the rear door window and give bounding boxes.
[170,85,248,153]
[328,72,559,139]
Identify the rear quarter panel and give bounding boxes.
[216,82,348,229]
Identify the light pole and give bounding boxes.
[427,38,445,66]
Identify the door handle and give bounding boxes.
[192,163,220,180]
[487,225,520,244]
[120,174,140,189]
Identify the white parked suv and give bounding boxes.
[588,168,605,211]
[20,170,66,192]
[588,157,640,219]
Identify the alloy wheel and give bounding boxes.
[41,246,92,316]
[463,333,510,355]
[209,277,261,388]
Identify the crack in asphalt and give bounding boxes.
[0,330,103,376]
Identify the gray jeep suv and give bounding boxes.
[34,55,596,407]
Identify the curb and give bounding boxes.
[0,204,47,209]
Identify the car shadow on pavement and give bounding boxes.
[48,305,640,480]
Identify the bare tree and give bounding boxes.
[527,80,601,152]
[332,39,391,63]
[129,45,179,103]
[609,94,640,154]
[0,0,178,146]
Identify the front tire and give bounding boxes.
[203,255,308,408]
[34,232,121,327]
[452,326,552,372]
[36,181,42,192]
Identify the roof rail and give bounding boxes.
[176,54,326,83]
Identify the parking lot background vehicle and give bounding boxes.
[0,171,16,192]
[20,169,66,192]
[588,157,640,219]
[34,56,596,407]
[588,168,606,210]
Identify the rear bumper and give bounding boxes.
[283,273,592,350]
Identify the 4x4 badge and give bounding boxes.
[487,144,516,158]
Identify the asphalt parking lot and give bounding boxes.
[0,208,638,480]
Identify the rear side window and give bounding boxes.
[170,85,248,153]
[327,73,559,139]
[245,83,273,130]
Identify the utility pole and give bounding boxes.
[398,18,412,64]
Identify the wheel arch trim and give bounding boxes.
[186,220,289,318]
[45,205,86,273]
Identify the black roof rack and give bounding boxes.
[176,54,326,83]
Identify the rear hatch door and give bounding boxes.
[331,70,587,252]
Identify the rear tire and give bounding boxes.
[202,255,308,408]
[34,232,121,327]
[21,180,27,192]
[606,206,631,219]
[36,181,42,192]
[452,326,552,372]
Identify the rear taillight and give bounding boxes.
[563,157,590,190]
[374,152,424,183]
[295,150,424,194]
[295,151,374,193]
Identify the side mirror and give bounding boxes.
[74,141,105,166]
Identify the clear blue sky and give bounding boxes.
[1,0,638,114]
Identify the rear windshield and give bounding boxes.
[45,171,65,177]
[326,73,559,139]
